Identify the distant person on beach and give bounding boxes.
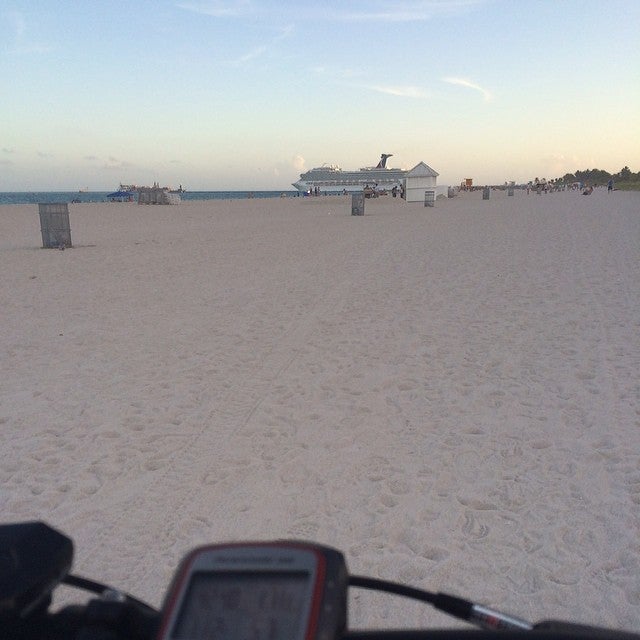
[607,179,614,193]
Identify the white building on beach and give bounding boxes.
[403,162,442,203]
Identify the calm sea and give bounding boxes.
[0,191,300,205]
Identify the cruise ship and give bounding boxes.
[292,154,407,194]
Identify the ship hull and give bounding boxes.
[292,168,407,194]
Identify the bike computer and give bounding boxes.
[156,541,348,640]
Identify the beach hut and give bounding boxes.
[403,162,439,203]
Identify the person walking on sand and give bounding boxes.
[608,178,614,193]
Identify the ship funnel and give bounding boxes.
[377,154,393,169]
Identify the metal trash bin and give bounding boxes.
[38,203,72,248]
[508,187,514,196]
[351,192,365,216]
[482,187,490,200]
[424,190,435,207]
[447,187,455,198]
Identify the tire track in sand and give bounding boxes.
[64,210,403,601]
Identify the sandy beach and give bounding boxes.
[1,189,639,629]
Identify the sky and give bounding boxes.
[1,0,639,191]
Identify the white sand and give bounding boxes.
[1,190,639,629]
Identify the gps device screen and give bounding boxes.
[172,571,309,640]
[157,542,347,640]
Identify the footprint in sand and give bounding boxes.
[421,546,450,562]
[287,519,320,539]
[461,511,489,539]
[624,475,640,505]
[457,496,498,510]
[387,478,411,495]
[379,494,398,508]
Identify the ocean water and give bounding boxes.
[0,191,300,205]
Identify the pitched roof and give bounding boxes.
[406,161,439,178]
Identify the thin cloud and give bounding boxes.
[327,0,486,22]
[313,67,428,98]
[176,1,252,18]
[2,147,16,154]
[6,11,53,54]
[177,3,292,67]
[313,66,366,80]
[226,24,292,66]
[229,45,267,65]
[12,42,52,54]
[177,0,485,22]
[367,84,430,99]
[443,76,493,102]
[274,23,294,41]
[103,157,134,170]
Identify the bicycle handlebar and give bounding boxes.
[2,522,638,640]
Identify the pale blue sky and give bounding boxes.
[2,0,639,190]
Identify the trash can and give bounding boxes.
[447,187,455,198]
[424,190,435,207]
[38,203,72,248]
[351,192,365,216]
[482,187,490,200]
[507,187,514,196]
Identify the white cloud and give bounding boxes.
[327,0,486,22]
[228,45,267,65]
[314,67,429,99]
[224,22,292,66]
[6,10,53,54]
[367,85,430,99]
[177,0,485,23]
[103,157,134,171]
[541,153,582,176]
[176,1,252,18]
[292,155,305,172]
[5,11,26,38]
[274,23,294,41]
[443,77,493,102]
